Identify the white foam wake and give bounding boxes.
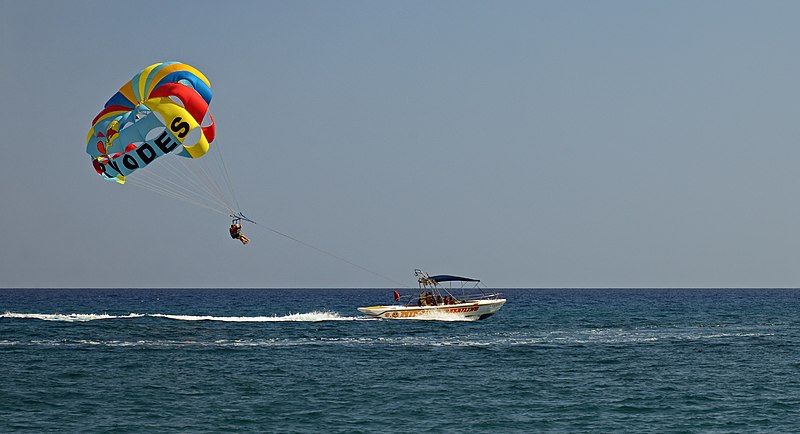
[150,311,362,322]
[0,312,145,322]
[1,311,364,322]
[410,311,480,322]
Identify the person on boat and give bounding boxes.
[229,222,250,245]
[419,291,428,306]
[436,295,443,305]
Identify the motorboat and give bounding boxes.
[358,269,506,321]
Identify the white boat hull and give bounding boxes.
[358,299,506,321]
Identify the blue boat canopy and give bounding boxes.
[430,274,480,283]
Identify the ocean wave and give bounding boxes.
[5,336,491,348]
[0,330,780,350]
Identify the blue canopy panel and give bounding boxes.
[430,275,480,283]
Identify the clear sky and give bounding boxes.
[2,0,800,288]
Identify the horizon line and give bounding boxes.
[2,286,800,290]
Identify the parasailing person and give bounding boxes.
[229,218,250,245]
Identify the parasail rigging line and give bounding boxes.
[248,222,402,286]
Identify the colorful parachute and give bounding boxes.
[86,62,216,184]
[86,62,242,218]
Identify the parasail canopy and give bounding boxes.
[86,61,216,184]
[86,61,244,218]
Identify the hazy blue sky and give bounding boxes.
[2,0,800,288]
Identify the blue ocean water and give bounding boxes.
[2,288,800,433]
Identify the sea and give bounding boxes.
[2,288,800,433]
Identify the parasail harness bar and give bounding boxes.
[231,211,257,225]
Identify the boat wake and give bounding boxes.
[149,311,366,322]
[0,312,146,322]
[1,311,368,322]
[399,311,480,322]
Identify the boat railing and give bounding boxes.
[399,291,502,307]
[430,290,503,303]
[459,292,503,301]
